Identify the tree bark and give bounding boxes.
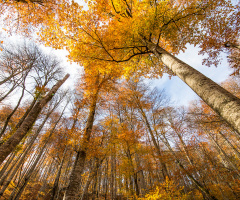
[51,145,68,200]
[0,79,26,138]
[15,98,37,131]
[81,158,104,200]
[160,132,218,200]
[144,39,240,135]
[10,103,66,200]
[65,85,99,200]
[136,101,169,180]
[0,74,69,165]
[0,105,56,197]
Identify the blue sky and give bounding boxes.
[0,36,232,108]
[152,44,232,106]
[59,43,232,107]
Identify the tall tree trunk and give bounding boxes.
[81,158,104,200]
[160,132,218,200]
[51,145,68,200]
[126,147,140,197]
[218,131,240,159]
[0,74,69,165]
[65,86,99,200]
[97,164,102,199]
[0,153,15,180]
[0,79,26,138]
[10,103,66,200]
[137,102,169,180]
[144,39,240,135]
[135,153,147,195]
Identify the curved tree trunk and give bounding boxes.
[0,74,69,165]
[144,39,240,135]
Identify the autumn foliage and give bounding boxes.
[0,0,239,199]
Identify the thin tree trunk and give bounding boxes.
[160,132,218,200]
[97,164,102,198]
[135,153,146,195]
[126,147,140,197]
[0,80,26,138]
[10,102,67,200]
[144,39,240,135]
[81,158,104,200]
[104,158,108,200]
[51,145,68,200]
[137,102,169,180]
[0,74,69,165]
[110,146,116,200]
[218,131,240,159]
[65,83,99,200]
[0,82,19,102]
[0,153,15,180]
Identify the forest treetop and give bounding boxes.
[0,0,239,77]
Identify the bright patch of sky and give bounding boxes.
[0,34,233,110]
[152,44,233,106]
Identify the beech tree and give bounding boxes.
[0,0,240,199]
[8,0,236,135]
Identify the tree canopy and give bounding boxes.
[0,0,239,199]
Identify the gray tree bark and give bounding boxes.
[136,99,169,180]
[65,85,99,200]
[51,145,68,200]
[144,39,240,135]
